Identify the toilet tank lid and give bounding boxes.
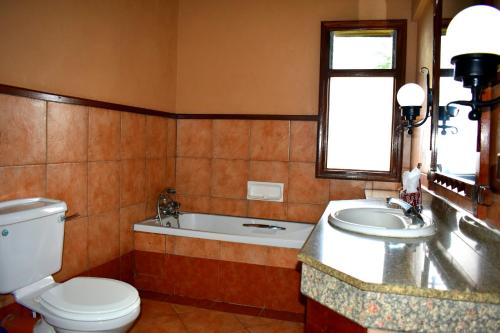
[0,198,67,226]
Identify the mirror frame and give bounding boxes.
[428,0,494,218]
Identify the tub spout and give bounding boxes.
[157,188,181,226]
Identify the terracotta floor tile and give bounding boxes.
[235,314,281,328]
[130,314,187,333]
[171,303,208,314]
[132,296,305,333]
[246,320,304,333]
[178,309,245,333]
[140,298,177,316]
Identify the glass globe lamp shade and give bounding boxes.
[446,5,500,58]
[397,83,425,107]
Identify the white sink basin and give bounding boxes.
[328,207,436,238]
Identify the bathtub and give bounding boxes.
[133,213,314,249]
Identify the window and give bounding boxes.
[316,20,406,181]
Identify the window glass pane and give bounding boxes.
[327,77,394,171]
[330,30,395,69]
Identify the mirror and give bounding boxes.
[433,0,496,184]
[435,0,484,183]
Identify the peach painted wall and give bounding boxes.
[0,0,178,112]
[0,93,176,307]
[176,0,418,115]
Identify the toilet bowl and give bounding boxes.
[15,277,140,333]
[0,198,141,333]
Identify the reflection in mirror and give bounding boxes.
[435,0,487,183]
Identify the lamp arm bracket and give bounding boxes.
[448,97,500,109]
[447,100,472,108]
[404,112,430,129]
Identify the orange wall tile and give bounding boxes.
[47,162,88,217]
[249,120,290,161]
[211,159,248,199]
[54,216,89,282]
[177,119,212,158]
[213,120,250,159]
[88,210,120,267]
[120,113,146,160]
[88,107,121,161]
[174,236,220,260]
[220,242,269,266]
[88,161,120,215]
[0,165,46,201]
[134,232,166,253]
[47,102,88,163]
[0,94,46,166]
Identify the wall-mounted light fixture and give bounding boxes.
[438,105,458,135]
[397,67,432,134]
[446,5,500,121]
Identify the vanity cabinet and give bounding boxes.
[305,298,366,333]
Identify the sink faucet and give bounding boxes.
[157,188,180,226]
[386,197,425,226]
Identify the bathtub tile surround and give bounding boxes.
[134,232,300,270]
[0,92,175,309]
[175,118,373,224]
[133,231,304,313]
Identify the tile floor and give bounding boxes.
[130,298,304,333]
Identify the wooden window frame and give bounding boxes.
[316,20,407,181]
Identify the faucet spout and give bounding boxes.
[387,197,424,226]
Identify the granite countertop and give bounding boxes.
[298,194,500,305]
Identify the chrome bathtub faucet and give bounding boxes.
[386,197,425,226]
[157,188,181,226]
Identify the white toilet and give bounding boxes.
[0,198,141,333]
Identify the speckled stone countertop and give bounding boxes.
[298,191,500,332]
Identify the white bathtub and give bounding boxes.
[133,213,314,249]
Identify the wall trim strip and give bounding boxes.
[0,84,318,121]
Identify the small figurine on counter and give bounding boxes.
[400,163,423,212]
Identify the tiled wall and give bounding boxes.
[0,93,176,307]
[174,119,396,223]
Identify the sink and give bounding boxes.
[328,207,436,238]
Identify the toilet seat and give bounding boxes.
[39,277,140,322]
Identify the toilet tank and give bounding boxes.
[0,198,67,294]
